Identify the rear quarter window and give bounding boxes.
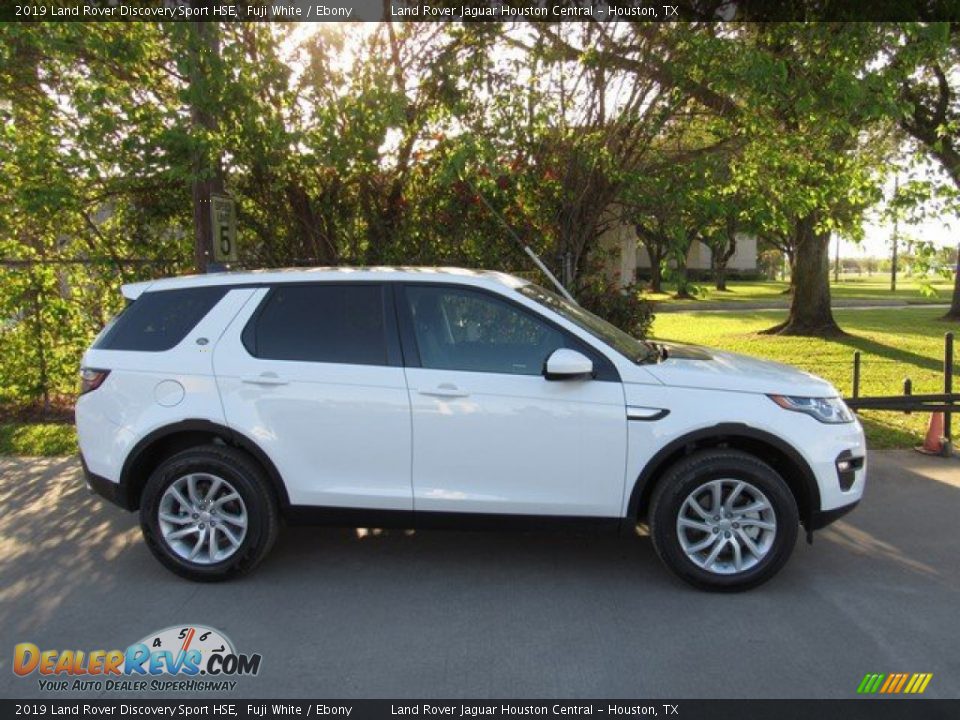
[94,286,228,352]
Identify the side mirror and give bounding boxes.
[544,348,594,381]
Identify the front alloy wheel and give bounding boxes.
[650,449,799,591]
[676,479,777,575]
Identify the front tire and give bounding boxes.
[649,449,799,591]
[139,445,279,582]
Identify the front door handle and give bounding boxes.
[241,372,289,386]
[418,383,469,398]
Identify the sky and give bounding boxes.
[847,159,958,258]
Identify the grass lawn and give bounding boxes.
[0,422,77,456]
[652,306,958,448]
[646,275,955,306]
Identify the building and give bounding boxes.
[599,222,758,288]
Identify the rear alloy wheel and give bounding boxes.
[140,445,278,581]
[158,473,249,565]
[650,449,799,591]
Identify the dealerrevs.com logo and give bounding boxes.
[13,624,261,693]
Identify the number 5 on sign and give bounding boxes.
[211,194,238,263]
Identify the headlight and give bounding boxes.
[769,395,854,424]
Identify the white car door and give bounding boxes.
[214,283,412,511]
[399,284,627,518]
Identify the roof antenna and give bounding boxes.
[461,173,578,305]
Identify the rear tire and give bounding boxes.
[649,449,799,591]
[139,444,279,582]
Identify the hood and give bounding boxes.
[630,343,838,397]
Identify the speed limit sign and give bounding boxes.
[210,194,237,263]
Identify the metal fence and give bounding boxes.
[846,332,956,452]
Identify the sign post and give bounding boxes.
[210,194,237,267]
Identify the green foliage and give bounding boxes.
[577,281,655,340]
[0,22,956,411]
[0,423,77,456]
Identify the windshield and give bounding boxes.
[518,283,658,364]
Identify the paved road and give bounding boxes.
[0,451,958,699]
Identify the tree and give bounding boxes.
[182,16,225,273]
[622,138,721,298]
[508,24,691,291]
[555,22,893,335]
[887,23,960,319]
[0,24,192,407]
[716,24,890,335]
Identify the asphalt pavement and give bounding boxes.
[0,450,957,699]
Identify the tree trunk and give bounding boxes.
[640,237,664,294]
[188,17,224,273]
[30,275,50,413]
[764,214,842,336]
[715,262,728,291]
[714,227,737,291]
[674,260,694,299]
[945,241,960,321]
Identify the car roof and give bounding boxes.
[121,266,529,300]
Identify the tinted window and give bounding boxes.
[245,284,387,365]
[406,286,567,376]
[518,283,658,364]
[94,287,227,352]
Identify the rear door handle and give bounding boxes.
[241,372,289,386]
[418,383,469,398]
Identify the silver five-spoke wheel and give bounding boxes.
[676,478,777,575]
[158,473,248,564]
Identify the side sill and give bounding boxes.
[284,506,621,533]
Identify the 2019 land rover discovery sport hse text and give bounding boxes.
[76,267,866,590]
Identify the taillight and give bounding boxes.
[79,368,110,395]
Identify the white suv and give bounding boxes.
[76,267,866,590]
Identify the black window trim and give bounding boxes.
[240,281,403,368]
[395,282,620,382]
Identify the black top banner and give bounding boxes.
[2,0,959,23]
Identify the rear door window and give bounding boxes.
[94,287,228,352]
[243,284,388,366]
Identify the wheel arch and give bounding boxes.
[119,419,291,513]
[627,423,821,527]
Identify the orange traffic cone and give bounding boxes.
[916,412,946,456]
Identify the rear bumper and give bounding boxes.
[80,453,134,511]
[807,499,860,531]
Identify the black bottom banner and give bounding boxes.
[3,700,957,720]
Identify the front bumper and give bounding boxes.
[807,499,860,530]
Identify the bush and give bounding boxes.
[577,281,655,339]
[0,423,77,456]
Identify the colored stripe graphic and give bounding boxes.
[857,674,885,694]
[894,674,909,693]
[857,673,932,694]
